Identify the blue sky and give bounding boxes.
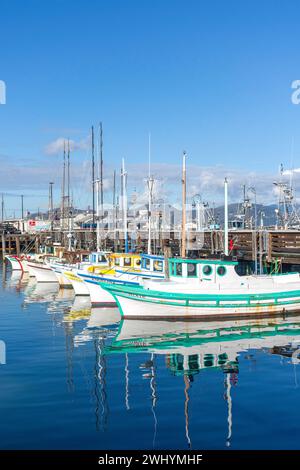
[1,0,300,216]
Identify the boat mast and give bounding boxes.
[224,177,229,256]
[67,139,72,250]
[91,126,96,249]
[100,122,103,226]
[113,169,117,251]
[96,178,100,252]
[181,151,187,258]
[147,133,154,255]
[60,141,66,231]
[121,158,128,253]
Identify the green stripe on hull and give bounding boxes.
[101,282,300,309]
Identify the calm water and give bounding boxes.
[1,264,300,450]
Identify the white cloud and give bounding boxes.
[44,136,90,155]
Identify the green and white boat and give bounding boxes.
[101,257,300,319]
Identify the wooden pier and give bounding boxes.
[1,229,300,266]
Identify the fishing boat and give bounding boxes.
[63,252,141,302]
[48,251,109,288]
[63,253,164,302]
[101,257,300,319]
[26,259,60,283]
[5,253,45,274]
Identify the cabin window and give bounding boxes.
[124,257,131,267]
[145,258,151,270]
[187,263,197,277]
[202,265,212,276]
[114,257,120,266]
[217,265,227,276]
[176,262,182,276]
[134,259,141,267]
[98,255,106,263]
[154,260,163,272]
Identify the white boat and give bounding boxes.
[26,261,58,283]
[5,255,24,271]
[102,257,300,319]
[65,253,164,306]
[62,252,141,301]
[5,253,44,274]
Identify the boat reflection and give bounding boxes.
[23,281,59,304]
[74,307,121,346]
[63,296,92,323]
[105,314,300,448]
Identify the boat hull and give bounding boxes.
[63,270,90,296]
[5,255,24,271]
[27,263,58,283]
[83,279,116,306]
[115,296,300,319]
[103,284,300,319]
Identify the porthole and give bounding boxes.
[217,265,227,276]
[187,263,197,277]
[202,265,212,276]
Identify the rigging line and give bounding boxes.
[225,373,233,447]
[150,353,158,449]
[183,374,192,449]
[125,353,130,411]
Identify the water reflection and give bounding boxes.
[105,315,300,448]
[3,265,300,449]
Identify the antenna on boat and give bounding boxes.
[60,141,66,231]
[181,151,187,258]
[100,122,103,221]
[95,177,101,252]
[147,133,154,255]
[67,139,72,251]
[113,169,117,252]
[91,126,96,249]
[224,177,229,256]
[121,158,128,253]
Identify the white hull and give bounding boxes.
[53,270,73,288]
[114,293,300,319]
[84,280,116,306]
[63,271,90,296]
[27,263,58,283]
[5,255,24,271]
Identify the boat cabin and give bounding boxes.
[141,254,164,273]
[108,253,141,269]
[88,251,109,264]
[168,258,239,283]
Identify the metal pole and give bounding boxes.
[99,122,103,222]
[91,126,95,249]
[181,151,187,258]
[61,142,66,230]
[21,194,24,220]
[122,158,128,253]
[96,179,100,252]
[224,178,229,256]
[113,169,116,251]
[49,182,54,231]
[1,195,3,222]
